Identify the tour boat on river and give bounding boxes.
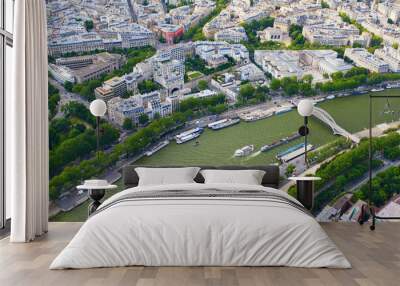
[275,106,292,115]
[175,127,204,144]
[260,132,301,152]
[208,118,241,130]
[234,145,254,157]
[146,140,170,156]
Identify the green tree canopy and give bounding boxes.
[239,83,256,102]
[139,113,149,125]
[84,20,94,31]
[198,80,208,91]
[64,81,73,92]
[123,117,134,130]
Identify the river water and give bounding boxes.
[137,89,400,166]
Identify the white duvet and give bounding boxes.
[50,183,351,269]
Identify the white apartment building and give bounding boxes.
[214,27,248,43]
[95,76,127,101]
[107,97,145,126]
[236,63,266,82]
[147,99,173,119]
[156,43,193,63]
[95,86,115,102]
[169,5,192,26]
[48,34,104,56]
[119,30,155,49]
[104,76,127,98]
[258,27,291,46]
[135,91,162,109]
[344,48,390,73]
[362,20,400,46]
[273,17,291,33]
[202,8,237,38]
[48,24,155,55]
[133,60,154,80]
[374,46,400,72]
[317,57,353,75]
[153,59,185,94]
[254,50,353,81]
[205,54,228,68]
[377,1,400,23]
[210,73,239,102]
[48,64,76,84]
[123,73,140,92]
[166,94,180,112]
[195,41,249,64]
[349,32,372,48]
[255,50,303,79]
[302,23,359,46]
[238,10,268,24]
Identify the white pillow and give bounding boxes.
[135,167,200,186]
[200,169,266,185]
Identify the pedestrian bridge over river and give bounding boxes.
[312,107,361,143]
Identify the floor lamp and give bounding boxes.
[89,99,107,161]
[86,99,108,215]
[364,94,400,231]
[289,99,319,211]
[297,99,314,167]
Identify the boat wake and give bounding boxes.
[248,151,261,158]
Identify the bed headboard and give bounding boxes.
[122,165,280,189]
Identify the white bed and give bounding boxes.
[50,183,351,269]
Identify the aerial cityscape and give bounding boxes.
[46,0,400,222]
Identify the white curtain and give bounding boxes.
[7,0,49,242]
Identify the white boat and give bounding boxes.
[209,118,241,130]
[208,119,228,129]
[275,107,292,115]
[243,112,273,122]
[146,140,170,156]
[175,127,203,141]
[371,88,384,92]
[234,145,254,157]
[326,95,335,100]
[176,132,202,144]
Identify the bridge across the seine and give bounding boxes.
[312,107,360,144]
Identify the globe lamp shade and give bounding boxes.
[90,99,107,117]
[297,99,314,117]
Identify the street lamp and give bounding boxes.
[90,99,107,161]
[297,99,314,167]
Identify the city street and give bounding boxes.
[49,78,89,118]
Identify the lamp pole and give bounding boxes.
[96,116,100,162]
[89,99,107,162]
[297,99,314,169]
[304,116,308,168]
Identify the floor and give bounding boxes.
[0,222,399,286]
[0,219,10,239]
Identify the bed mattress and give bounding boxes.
[50,183,351,269]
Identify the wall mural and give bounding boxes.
[47,0,400,222]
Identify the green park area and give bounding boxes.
[187,71,204,81]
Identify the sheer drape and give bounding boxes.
[8,0,49,242]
